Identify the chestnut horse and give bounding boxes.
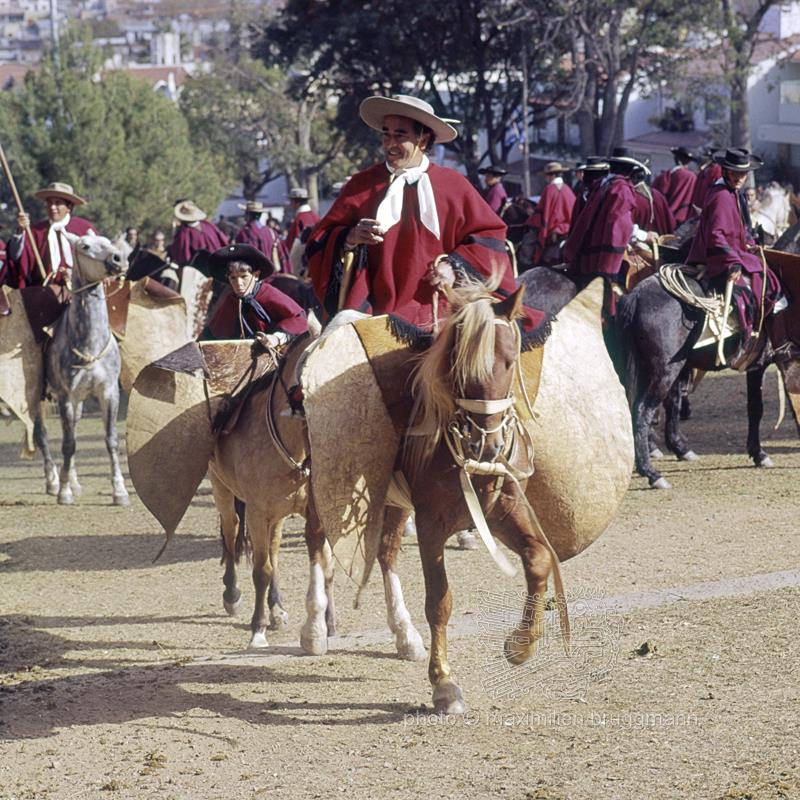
[398,281,567,713]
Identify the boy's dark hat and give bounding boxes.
[670,146,694,161]
[191,244,274,283]
[714,148,763,172]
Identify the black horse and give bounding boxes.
[617,272,798,488]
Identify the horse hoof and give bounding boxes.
[70,482,82,497]
[46,480,60,496]
[396,630,427,662]
[300,623,328,656]
[650,477,672,490]
[432,682,466,715]
[649,447,664,460]
[57,491,75,505]
[223,594,244,616]
[113,493,130,507]
[757,455,775,469]
[680,450,700,462]
[269,607,290,630]
[456,530,479,550]
[504,634,534,666]
[248,631,269,650]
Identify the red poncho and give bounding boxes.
[563,175,636,280]
[528,181,576,251]
[482,182,508,215]
[168,221,229,266]
[662,166,697,224]
[206,280,308,339]
[6,215,96,288]
[691,163,723,212]
[307,161,546,333]
[285,208,320,251]
[236,220,278,264]
[633,186,676,235]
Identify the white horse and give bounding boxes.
[753,182,791,239]
[34,235,130,506]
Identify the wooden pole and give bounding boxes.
[0,141,47,282]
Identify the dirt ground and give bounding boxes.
[1,368,798,800]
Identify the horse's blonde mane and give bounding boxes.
[405,273,504,473]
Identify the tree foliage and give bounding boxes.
[0,28,229,235]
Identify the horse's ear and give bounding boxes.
[495,285,525,321]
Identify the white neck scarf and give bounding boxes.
[48,214,73,272]
[375,154,440,240]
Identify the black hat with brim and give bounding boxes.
[576,156,610,172]
[670,146,694,161]
[714,148,763,172]
[478,164,508,176]
[191,244,274,283]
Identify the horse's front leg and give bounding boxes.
[416,509,464,714]
[247,513,278,650]
[98,387,129,506]
[492,490,553,666]
[33,408,59,496]
[56,396,78,505]
[300,493,334,655]
[266,518,289,630]
[747,365,773,467]
[664,377,699,462]
[379,507,426,662]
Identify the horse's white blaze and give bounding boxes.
[383,569,426,661]
[300,561,328,655]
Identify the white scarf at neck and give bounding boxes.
[375,155,440,239]
[48,214,73,272]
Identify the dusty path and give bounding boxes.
[1,369,798,800]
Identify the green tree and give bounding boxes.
[0,28,229,236]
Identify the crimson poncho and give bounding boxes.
[286,208,320,251]
[5,216,95,288]
[563,175,636,280]
[206,280,308,339]
[482,182,508,215]
[236,221,279,265]
[660,166,697,224]
[691,163,723,212]
[633,186,676,235]
[168,221,229,266]
[307,161,546,334]
[528,182,576,256]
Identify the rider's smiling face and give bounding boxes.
[45,196,71,224]
[381,115,429,170]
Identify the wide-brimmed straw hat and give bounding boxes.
[714,148,763,172]
[174,200,206,222]
[238,200,265,214]
[359,94,458,144]
[287,187,309,200]
[544,161,569,175]
[478,164,508,176]
[192,243,274,283]
[34,181,86,206]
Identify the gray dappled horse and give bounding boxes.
[34,235,130,506]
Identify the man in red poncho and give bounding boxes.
[285,188,320,251]
[653,146,697,225]
[687,148,785,343]
[526,161,575,265]
[168,200,229,266]
[478,164,509,215]
[632,166,676,235]
[307,94,548,338]
[563,150,656,317]
[235,200,289,273]
[4,182,97,289]
[201,243,307,342]
[570,157,609,226]
[691,147,723,215]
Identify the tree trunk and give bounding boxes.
[729,65,751,150]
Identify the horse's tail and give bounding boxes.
[615,291,641,409]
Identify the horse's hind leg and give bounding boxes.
[98,388,129,506]
[378,506,426,662]
[747,365,773,467]
[492,496,553,666]
[415,509,464,714]
[300,493,333,655]
[209,469,244,617]
[266,519,289,630]
[246,513,277,649]
[664,374,699,462]
[33,409,59,496]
